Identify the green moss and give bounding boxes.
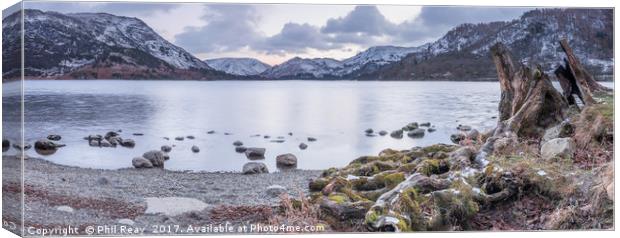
[421,143,457,154]
[309,178,329,191]
[417,159,444,176]
[327,193,349,204]
[365,210,379,224]
[321,167,338,177]
[383,172,406,188]
[342,188,369,202]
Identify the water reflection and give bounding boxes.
[2,80,612,172]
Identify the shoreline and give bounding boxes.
[2,155,322,234]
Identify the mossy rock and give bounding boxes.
[383,172,406,188]
[309,178,329,191]
[421,143,457,154]
[327,193,350,204]
[416,159,450,176]
[321,167,338,177]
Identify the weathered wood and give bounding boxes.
[489,43,568,138]
[559,39,610,105]
[554,62,581,106]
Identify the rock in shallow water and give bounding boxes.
[245,147,266,158]
[233,141,243,146]
[407,128,425,138]
[235,146,247,153]
[2,139,9,152]
[242,162,269,174]
[378,130,388,136]
[161,145,172,152]
[390,130,403,139]
[120,139,136,148]
[132,157,153,168]
[299,143,308,150]
[143,150,166,168]
[47,135,61,141]
[191,145,200,153]
[276,153,298,167]
[307,137,317,142]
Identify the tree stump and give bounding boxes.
[489,42,568,139]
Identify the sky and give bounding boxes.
[25,2,531,65]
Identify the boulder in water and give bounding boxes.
[242,162,269,174]
[276,153,298,167]
[132,157,153,169]
[47,135,62,141]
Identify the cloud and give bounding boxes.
[318,6,532,46]
[174,5,264,54]
[322,6,396,36]
[256,23,340,55]
[23,2,178,17]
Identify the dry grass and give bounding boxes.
[267,192,327,232]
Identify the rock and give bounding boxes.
[270,139,285,143]
[104,131,119,140]
[245,147,266,158]
[288,132,293,136]
[235,146,247,153]
[264,135,271,139]
[541,138,576,160]
[457,124,472,131]
[161,145,172,152]
[191,145,200,153]
[117,219,135,226]
[35,139,65,150]
[100,140,112,147]
[276,153,298,167]
[277,136,285,139]
[187,135,195,139]
[250,134,261,137]
[89,140,100,147]
[224,132,232,135]
[420,122,431,127]
[143,150,166,168]
[365,133,376,137]
[2,139,9,152]
[299,143,308,150]
[390,130,403,139]
[242,162,269,174]
[466,129,480,140]
[266,185,287,197]
[132,157,153,168]
[207,130,215,134]
[163,153,170,161]
[307,137,317,142]
[47,135,61,141]
[12,143,32,151]
[120,139,136,148]
[365,128,374,134]
[145,197,209,216]
[542,121,574,143]
[378,130,388,136]
[56,206,74,213]
[407,128,425,138]
[85,134,102,141]
[405,122,419,130]
[107,136,122,146]
[175,137,184,141]
[34,139,65,155]
[427,127,436,132]
[450,133,466,144]
[132,133,144,136]
[163,137,170,140]
[97,177,110,185]
[233,141,243,146]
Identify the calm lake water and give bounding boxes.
[2,80,613,172]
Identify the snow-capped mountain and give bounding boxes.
[3,9,224,79]
[370,8,613,80]
[261,46,422,79]
[205,58,270,76]
[261,57,344,79]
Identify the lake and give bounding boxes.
[2,80,612,172]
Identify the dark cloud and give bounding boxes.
[319,6,532,46]
[23,2,178,17]
[322,6,396,36]
[256,23,340,55]
[175,5,263,53]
